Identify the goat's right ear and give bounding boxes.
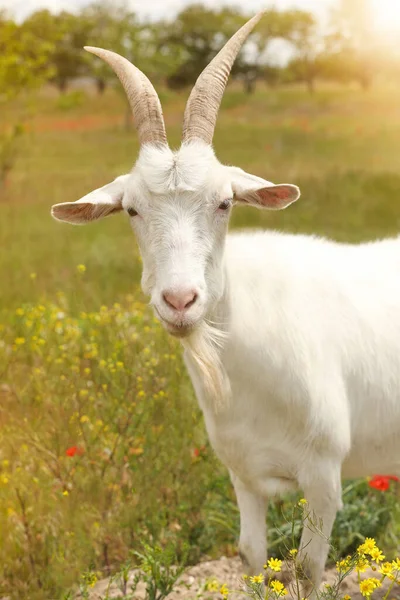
[51,175,129,225]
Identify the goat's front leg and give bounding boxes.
[296,460,343,599]
[231,473,267,575]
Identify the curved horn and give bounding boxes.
[84,46,167,146]
[182,12,264,145]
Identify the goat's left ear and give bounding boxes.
[51,175,129,225]
[233,178,300,210]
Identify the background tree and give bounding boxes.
[284,10,322,94]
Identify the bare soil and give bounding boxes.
[84,556,400,600]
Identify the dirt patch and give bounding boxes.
[83,556,400,600]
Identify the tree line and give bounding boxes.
[0,0,398,100]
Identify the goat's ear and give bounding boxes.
[231,170,300,210]
[51,175,129,225]
[235,184,300,210]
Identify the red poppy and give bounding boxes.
[368,475,399,491]
[65,446,84,457]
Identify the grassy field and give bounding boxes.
[1,83,400,599]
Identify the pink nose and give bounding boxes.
[163,289,198,312]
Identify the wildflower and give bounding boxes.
[356,556,370,573]
[359,578,381,597]
[250,574,264,584]
[392,558,400,569]
[220,584,229,597]
[269,580,288,596]
[298,498,307,506]
[80,415,90,423]
[76,264,86,273]
[266,558,282,572]
[368,475,399,492]
[205,580,219,592]
[15,308,24,316]
[0,475,9,484]
[289,549,298,557]
[79,390,89,397]
[62,490,69,496]
[379,562,394,576]
[65,446,84,457]
[358,538,377,555]
[15,337,25,345]
[370,547,385,563]
[343,596,351,600]
[336,557,352,572]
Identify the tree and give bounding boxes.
[0,14,54,186]
[81,1,139,94]
[285,10,322,94]
[327,0,380,89]
[0,14,54,99]
[161,5,245,90]
[23,10,90,92]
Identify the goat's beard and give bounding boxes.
[181,321,231,410]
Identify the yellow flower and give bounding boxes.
[370,547,385,564]
[220,584,229,597]
[379,562,394,576]
[77,264,86,273]
[205,579,219,592]
[358,538,377,556]
[266,558,282,572]
[79,390,89,397]
[250,574,264,584]
[15,337,25,345]
[337,557,352,572]
[359,578,381,597]
[289,549,298,557]
[269,580,288,596]
[15,308,24,316]
[392,558,400,570]
[343,596,351,600]
[356,556,370,573]
[0,475,9,484]
[80,415,90,423]
[62,490,69,496]
[298,498,307,506]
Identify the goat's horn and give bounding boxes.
[84,46,168,146]
[182,12,264,145]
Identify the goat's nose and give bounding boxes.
[163,289,198,312]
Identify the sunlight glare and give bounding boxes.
[371,0,400,31]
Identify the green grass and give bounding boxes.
[1,83,400,599]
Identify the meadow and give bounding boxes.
[1,83,400,599]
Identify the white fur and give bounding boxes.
[51,139,400,596]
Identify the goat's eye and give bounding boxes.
[218,199,232,211]
[127,207,138,217]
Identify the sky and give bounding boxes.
[0,0,334,23]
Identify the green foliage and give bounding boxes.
[134,541,188,600]
[0,123,24,186]
[0,17,54,99]
[56,90,86,111]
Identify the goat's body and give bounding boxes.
[185,230,400,585]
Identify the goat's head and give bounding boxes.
[51,13,300,341]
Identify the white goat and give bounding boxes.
[51,12,400,597]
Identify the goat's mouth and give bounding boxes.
[153,306,199,338]
[164,320,197,338]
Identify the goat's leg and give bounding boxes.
[296,461,343,599]
[231,473,267,575]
